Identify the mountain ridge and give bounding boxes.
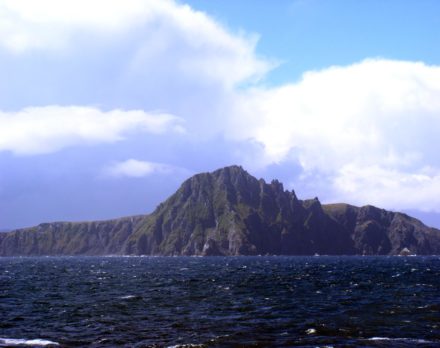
[1,165,439,256]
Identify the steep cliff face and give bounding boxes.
[1,166,440,256]
[0,216,144,256]
[323,204,440,255]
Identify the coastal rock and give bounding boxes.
[323,204,440,255]
[0,216,144,256]
[1,166,439,256]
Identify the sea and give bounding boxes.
[0,256,439,347]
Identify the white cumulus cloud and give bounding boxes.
[0,106,184,155]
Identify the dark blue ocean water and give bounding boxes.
[0,256,439,347]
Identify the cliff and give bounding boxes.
[1,166,439,256]
[323,203,440,255]
[0,216,144,256]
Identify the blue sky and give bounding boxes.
[187,0,440,83]
[1,0,440,229]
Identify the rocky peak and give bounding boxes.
[302,197,322,212]
[1,166,439,256]
[270,179,284,192]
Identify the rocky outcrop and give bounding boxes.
[323,203,440,255]
[1,166,439,256]
[124,166,355,256]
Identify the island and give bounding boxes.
[1,166,439,256]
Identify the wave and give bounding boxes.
[167,344,206,348]
[0,338,59,346]
[118,294,142,300]
[367,337,436,344]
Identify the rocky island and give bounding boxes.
[1,165,439,256]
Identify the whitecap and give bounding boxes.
[306,328,316,334]
[367,337,434,344]
[119,295,141,300]
[368,337,392,341]
[0,338,59,346]
[167,344,205,348]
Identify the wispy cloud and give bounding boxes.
[0,0,153,52]
[0,106,184,155]
[103,159,184,178]
[333,164,440,212]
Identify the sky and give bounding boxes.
[1,0,440,229]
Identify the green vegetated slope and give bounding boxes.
[0,216,144,256]
[1,166,439,256]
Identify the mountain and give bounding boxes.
[1,166,439,256]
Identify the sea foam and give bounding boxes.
[0,338,59,346]
[368,337,434,344]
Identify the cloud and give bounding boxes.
[2,0,440,216]
[228,59,440,211]
[0,106,184,155]
[0,0,152,52]
[103,159,180,178]
[333,164,440,212]
[0,0,271,88]
[0,0,272,143]
[231,59,440,168]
